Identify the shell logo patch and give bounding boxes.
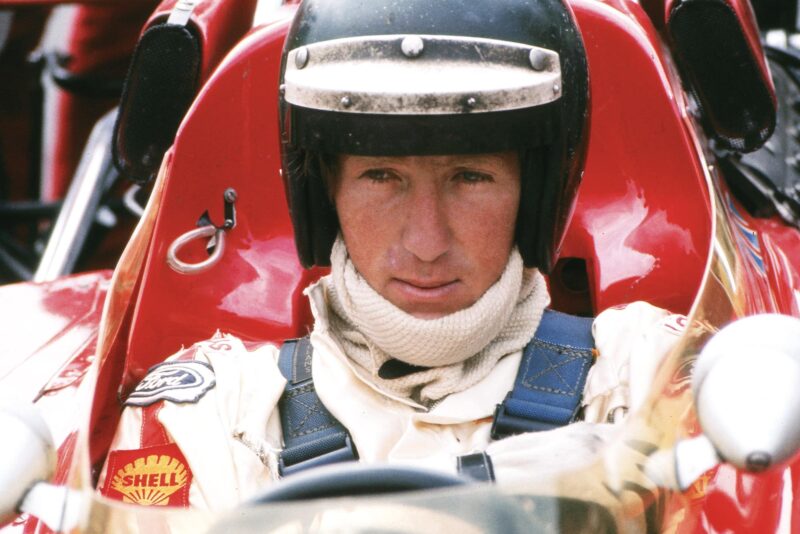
[126,360,215,407]
[103,443,192,506]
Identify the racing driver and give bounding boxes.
[97,0,686,511]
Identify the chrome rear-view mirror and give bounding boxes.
[0,401,83,530]
[0,400,55,525]
[648,314,800,490]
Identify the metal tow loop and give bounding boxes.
[166,188,237,274]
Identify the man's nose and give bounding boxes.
[401,187,451,263]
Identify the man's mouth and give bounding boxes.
[385,276,469,318]
[391,278,460,299]
[400,278,457,289]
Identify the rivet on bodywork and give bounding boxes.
[529,49,548,71]
[295,47,309,69]
[341,96,353,108]
[465,97,477,108]
[401,36,424,58]
[553,83,560,94]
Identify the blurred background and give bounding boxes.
[0,0,282,284]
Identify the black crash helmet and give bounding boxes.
[279,0,590,273]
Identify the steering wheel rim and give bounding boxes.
[250,463,468,504]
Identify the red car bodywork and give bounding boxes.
[1,0,800,532]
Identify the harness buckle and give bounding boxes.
[278,433,359,477]
[491,396,561,440]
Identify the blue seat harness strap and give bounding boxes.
[277,309,595,476]
[276,336,358,477]
[491,309,595,439]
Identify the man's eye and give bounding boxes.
[360,169,395,183]
[455,171,493,184]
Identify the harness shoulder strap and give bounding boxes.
[277,336,358,476]
[491,309,595,440]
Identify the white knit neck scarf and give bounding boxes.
[321,237,550,406]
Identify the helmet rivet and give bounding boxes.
[401,36,424,58]
[295,47,309,69]
[278,84,286,96]
[553,83,560,94]
[529,49,548,71]
[341,96,352,108]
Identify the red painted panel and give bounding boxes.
[0,270,109,398]
[656,179,800,533]
[697,175,800,319]
[123,11,314,390]
[0,271,110,531]
[664,464,786,534]
[562,0,712,316]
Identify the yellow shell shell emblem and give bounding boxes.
[110,454,189,506]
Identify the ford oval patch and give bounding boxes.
[126,361,216,407]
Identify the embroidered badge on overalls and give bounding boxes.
[125,361,216,407]
[103,443,192,506]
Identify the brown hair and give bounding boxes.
[311,151,340,200]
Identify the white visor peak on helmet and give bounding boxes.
[284,34,562,115]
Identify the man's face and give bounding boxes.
[333,152,521,319]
